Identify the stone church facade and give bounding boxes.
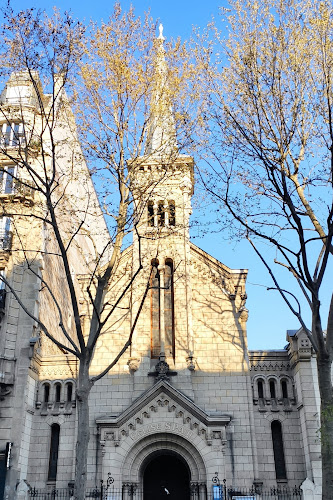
[0,33,322,500]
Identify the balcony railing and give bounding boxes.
[0,178,35,199]
[13,178,35,198]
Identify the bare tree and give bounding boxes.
[0,4,194,498]
[196,0,333,496]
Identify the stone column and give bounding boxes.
[153,201,158,227]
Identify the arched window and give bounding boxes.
[168,201,175,226]
[164,260,175,359]
[281,380,288,399]
[44,384,50,403]
[269,380,276,399]
[150,259,175,359]
[48,424,60,481]
[146,200,175,228]
[257,380,264,399]
[147,202,154,227]
[271,421,287,479]
[55,383,61,403]
[157,202,165,226]
[66,383,73,402]
[151,260,160,358]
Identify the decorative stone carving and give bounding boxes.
[97,381,231,448]
[148,353,177,381]
[127,357,140,372]
[186,352,195,371]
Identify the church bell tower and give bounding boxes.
[131,25,195,366]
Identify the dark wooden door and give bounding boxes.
[143,454,190,500]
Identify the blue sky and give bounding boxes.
[9,0,227,39]
[6,0,326,351]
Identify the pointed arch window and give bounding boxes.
[48,424,60,481]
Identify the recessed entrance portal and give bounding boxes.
[143,451,190,500]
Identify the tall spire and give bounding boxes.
[145,24,178,157]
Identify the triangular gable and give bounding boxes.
[97,381,231,447]
[190,242,247,279]
[190,243,247,299]
[97,380,230,428]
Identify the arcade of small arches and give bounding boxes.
[252,375,296,410]
[36,379,76,415]
[147,200,176,228]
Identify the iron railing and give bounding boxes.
[28,485,303,499]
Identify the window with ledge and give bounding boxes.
[66,382,73,402]
[0,166,15,194]
[55,383,61,403]
[281,380,288,399]
[44,384,50,403]
[271,421,287,480]
[0,217,12,251]
[257,379,264,399]
[1,122,25,147]
[48,424,60,481]
[269,379,276,399]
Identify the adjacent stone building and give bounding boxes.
[0,32,322,500]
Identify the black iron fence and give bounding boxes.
[210,484,302,499]
[28,484,302,500]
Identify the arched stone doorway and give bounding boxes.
[142,450,190,500]
[120,432,207,499]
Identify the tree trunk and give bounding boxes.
[317,353,333,499]
[74,354,92,500]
